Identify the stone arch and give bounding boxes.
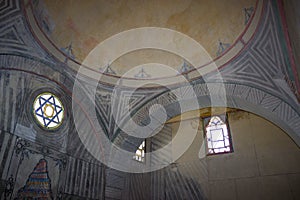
[115,82,300,152]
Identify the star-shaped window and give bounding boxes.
[33,93,64,129]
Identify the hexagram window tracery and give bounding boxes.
[33,92,64,129]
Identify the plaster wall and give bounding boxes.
[124,110,300,200]
[172,111,300,199]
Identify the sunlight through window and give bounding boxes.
[204,115,233,155]
[133,140,145,162]
[33,92,64,129]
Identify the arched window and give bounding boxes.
[204,115,233,155]
[133,140,145,162]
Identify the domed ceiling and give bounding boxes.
[28,0,258,80]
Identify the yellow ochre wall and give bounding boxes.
[170,110,300,200]
[40,0,254,67]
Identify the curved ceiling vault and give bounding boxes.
[0,0,298,161]
[110,0,300,148]
[23,0,261,85]
[0,0,299,198]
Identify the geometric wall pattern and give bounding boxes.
[0,0,299,199]
[217,0,297,104]
[114,0,300,147]
[0,0,298,144]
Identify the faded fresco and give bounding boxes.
[0,0,299,199]
[32,0,255,77]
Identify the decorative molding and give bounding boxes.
[134,68,151,79]
[244,6,255,25]
[4,175,14,199]
[216,40,231,57]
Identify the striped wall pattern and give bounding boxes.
[123,125,208,200]
[159,161,207,200]
[0,71,26,134]
[0,0,297,146]
[0,0,298,142]
[124,172,151,200]
[0,0,298,199]
[0,0,57,66]
[0,130,16,181]
[115,0,300,148]
[0,0,20,20]
[0,131,68,199]
[150,124,172,167]
[0,130,107,200]
[214,0,297,104]
[122,81,300,147]
[0,68,72,151]
[150,124,172,200]
[64,156,105,199]
[121,124,172,200]
[123,161,208,200]
[105,168,126,200]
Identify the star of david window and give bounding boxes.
[203,114,233,155]
[33,92,64,129]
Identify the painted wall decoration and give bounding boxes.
[16,159,53,199]
[216,40,231,57]
[0,0,299,199]
[0,135,65,199]
[30,0,255,78]
[244,6,255,25]
[33,92,64,130]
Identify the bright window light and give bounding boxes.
[204,115,233,155]
[133,140,145,162]
[33,92,64,129]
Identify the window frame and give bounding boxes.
[202,113,233,156]
[133,140,146,163]
[32,92,65,130]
